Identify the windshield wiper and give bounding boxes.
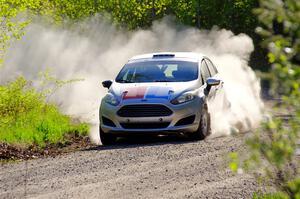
[154,80,173,82]
[117,79,134,83]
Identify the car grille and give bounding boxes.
[117,104,173,117]
[120,122,170,129]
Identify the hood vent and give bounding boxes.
[153,54,175,58]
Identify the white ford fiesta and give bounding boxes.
[99,52,227,145]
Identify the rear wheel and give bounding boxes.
[190,106,211,140]
[99,127,116,145]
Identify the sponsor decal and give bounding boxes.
[123,86,171,100]
[123,87,147,100]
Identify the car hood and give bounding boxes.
[109,81,199,101]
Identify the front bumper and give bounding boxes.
[100,97,204,135]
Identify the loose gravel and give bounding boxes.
[0,134,261,199]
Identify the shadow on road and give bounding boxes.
[85,134,197,151]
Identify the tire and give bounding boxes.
[190,105,211,140]
[99,127,116,145]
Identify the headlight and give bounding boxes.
[171,92,196,105]
[104,93,119,106]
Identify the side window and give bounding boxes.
[205,58,218,76]
[201,60,211,83]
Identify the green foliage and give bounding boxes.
[0,77,89,147]
[0,0,28,64]
[38,69,84,102]
[254,0,300,96]
[27,0,258,33]
[252,179,300,199]
[0,0,56,64]
[0,0,260,65]
[229,152,239,172]
[230,0,300,198]
[287,178,300,198]
[0,1,90,148]
[253,192,289,199]
[244,116,298,186]
[253,178,300,199]
[197,0,258,34]
[50,0,103,21]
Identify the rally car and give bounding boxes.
[99,52,224,145]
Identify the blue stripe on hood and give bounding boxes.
[145,86,171,99]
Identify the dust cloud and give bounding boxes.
[0,16,264,143]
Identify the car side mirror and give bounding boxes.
[206,78,221,87]
[205,78,221,95]
[102,80,113,89]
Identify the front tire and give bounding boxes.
[99,127,116,145]
[190,106,211,140]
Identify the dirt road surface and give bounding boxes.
[0,134,260,199]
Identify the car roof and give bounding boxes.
[128,52,206,63]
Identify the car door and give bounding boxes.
[200,59,216,99]
[204,58,228,108]
[205,58,221,98]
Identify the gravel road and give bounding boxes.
[0,134,260,199]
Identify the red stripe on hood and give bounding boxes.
[123,87,147,100]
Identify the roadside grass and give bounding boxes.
[253,193,289,199]
[0,77,89,148]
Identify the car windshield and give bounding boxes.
[116,60,198,83]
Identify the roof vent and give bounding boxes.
[153,54,175,58]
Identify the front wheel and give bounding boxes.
[99,127,117,145]
[190,106,211,140]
